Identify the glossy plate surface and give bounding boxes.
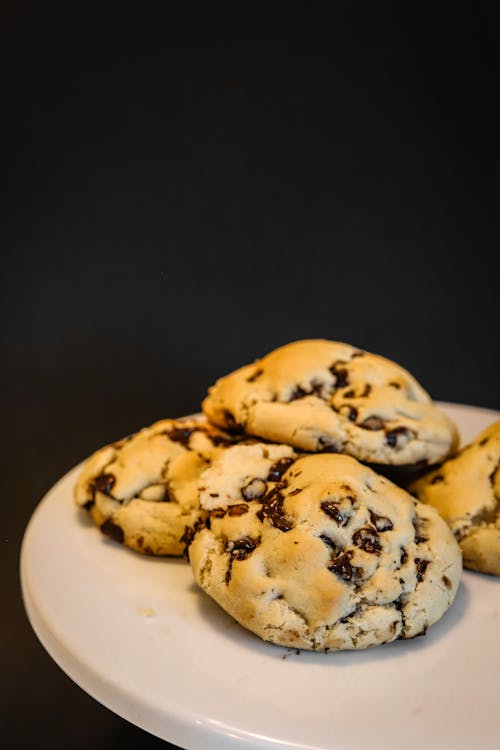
[21,403,500,750]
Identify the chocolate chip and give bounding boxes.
[180,518,208,559]
[165,426,195,446]
[400,547,408,564]
[257,487,293,532]
[343,389,355,399]
[317,435,340,452]
[388,381,401,389]
[329,364,349,388]
[225,537,260,583]
[328,551,356,581]
[93,473,116,496]
[385,426,416,449]
[228,504,249,517]
[267,457,295,482]
[226,536,259,559]
[320,500,350,526]
[340,405,358,422]
[241,477,267,500]
[288,385,308,401]
[430,474,444,484]
[360,383,372,397]
[319,534,338,552]
[369,510,393,532]
[353,526,381,553]
[479,437,489,446]
[310,379,325,397]
[246,368,263,382]
[413,518,428,544]
[442,575,452,588]
[223,410,244,434]
[488,464,499,485]
[359,416,385,431]
[83,499,94,511]
[210,507,226,518]
[288,487,302,496]
[415,558,429,582]
[101,519,124,544]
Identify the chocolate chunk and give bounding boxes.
[328,551,356,581]
[246,368,263,382]
[329,364,349,388]
[317,436,340,452]
[359,416,385,431]
[228,504,250,517]
[415,558,429,582]
[210,507,226,518]
[223,410,244,434]
[369,510,393,532]
[442,575,452,588]
[93,473,116,496]
[340,405,358,422]
[430,474,444,484]
[226,536,260,560]
[180,518,208,560]
[257,487,293,532]
[165,426,195,446]
[400,547,408,564]
[267,457,295,482]
[241,477,267,500]
[488,464,499,486]
[320,500,350,526]
[310,379,325,397]
[225,537,260,583]
[413,517,428,544]
[353,526,381,553]
[101,519,124,544]
[289,385,308,401]
[319,534,338,552]
[385,426,416,449]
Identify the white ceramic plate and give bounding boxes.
[20,402,500,750]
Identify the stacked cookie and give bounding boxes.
[75,339,497,652]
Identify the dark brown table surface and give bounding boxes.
[2,6,498,749]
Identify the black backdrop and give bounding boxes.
[2,6,498,749]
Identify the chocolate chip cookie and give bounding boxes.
[186,445,462,651]
[74,416,236,556]
[202,340,458,475]
[410,421,500,575]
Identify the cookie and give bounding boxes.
[187,445,461,651]
[410,421,500,575]
[202,340,458,473]
[74,416,237,556]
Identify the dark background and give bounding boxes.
[1,5,498,749]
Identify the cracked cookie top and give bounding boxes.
[202,340,459,467]
[410,420,500,575]
[74,416,238,556]
[187,445,461,651]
